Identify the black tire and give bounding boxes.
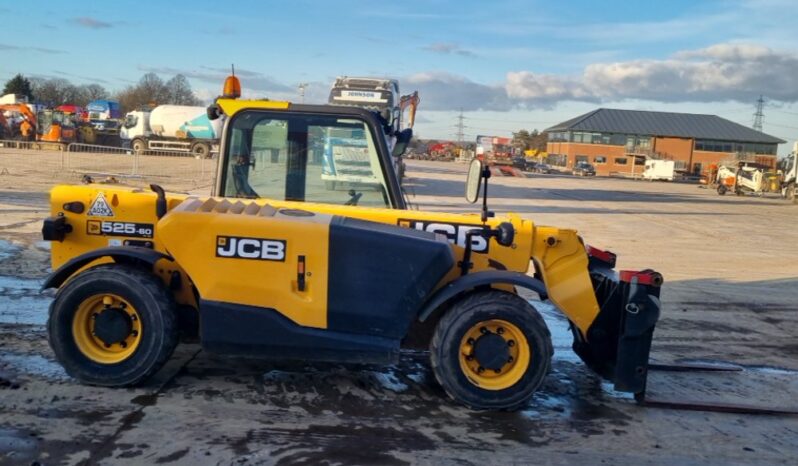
[47,264,178,387]
[191,142,210,158]
[717,184,727,195]
[430,290,553,410]
[785,183,797,204]
[131,138,146,154]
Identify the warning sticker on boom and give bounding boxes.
[87,193,115,217]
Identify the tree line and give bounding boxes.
[511,129,548,152]
[2,73,202,113]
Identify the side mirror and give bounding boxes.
[392,128,413,158]
[207,104,222,121]
[465,158,484,203]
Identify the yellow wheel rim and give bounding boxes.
[72,294,142,364]
[458,319,530,391]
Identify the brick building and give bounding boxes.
[545,108,784,176]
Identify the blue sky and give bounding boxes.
[2,0,798,153]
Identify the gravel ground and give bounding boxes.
[1,158,796,465]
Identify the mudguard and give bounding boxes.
[416,270,547,322]
[41,246,173,290]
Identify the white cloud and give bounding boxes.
[404,72,509,111]
[422,42,475,57]
[415,42,798,111]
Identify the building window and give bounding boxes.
[547,154,567,167]
[609,134,627,145]
[594,156,607,164]
[576,155,589,163]
[614,157,628,165]
[695,140,777,155]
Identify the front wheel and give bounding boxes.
[131,138,146,155]
[48,264,178,386]
[717,184,727,195]
[430,291,553,410]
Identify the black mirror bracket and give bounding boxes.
[480,164,493,223]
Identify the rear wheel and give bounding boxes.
[717,184,727,195]
[430,291,552,410]
[784,183,797,203]
[48,264,178,386]
[191,142,210,158]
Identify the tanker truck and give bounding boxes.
[120,105,221,157]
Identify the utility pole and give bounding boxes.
[454,108,466,144]
[753,95,765,132]
[297,83,308,104]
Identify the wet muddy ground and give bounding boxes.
[1,160,797,465]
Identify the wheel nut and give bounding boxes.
[130,314,137,321]
[497,327,505,335]
[480,327,488,334]
[494,369,501,374]
[508,340,515,347]
[92,313,98,319]
[120,342,127,348]
[131,330,138,337]
[508,356,514,363]
[467,338,475,345]
[120,302,127,308]
[104,343,111,348]
[466,355,474,361]
[477,366,485,373]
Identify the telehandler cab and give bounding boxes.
[41,75,663,410]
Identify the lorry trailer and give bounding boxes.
[120,105,221,157]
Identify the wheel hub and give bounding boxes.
[473,332,510,371]
[93,308,133,346]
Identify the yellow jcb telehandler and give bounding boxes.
[41,75,664,410]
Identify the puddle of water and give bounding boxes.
[370,369,409,392]
[522,393,575,418]
[0,353,69,380]
[0,427,38,455]
[34,241,51,251]
[0,240,22,261]
[746,365,798,375]
[0,275,51,326]
[529,300,580,363]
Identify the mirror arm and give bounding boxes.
[460,230,478,276]
[481,165,493,223]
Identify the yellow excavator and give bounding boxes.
[41,74,666,410]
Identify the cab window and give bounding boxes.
[222,111,391,208]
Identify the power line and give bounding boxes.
[765,122,798,131]
[753,95,765,132]
[768,108,798,117]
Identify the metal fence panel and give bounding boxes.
[0,141,216,194]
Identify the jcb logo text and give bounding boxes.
[216,236,286,261]
[398,220,489,253]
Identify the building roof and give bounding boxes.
[545,108,785,144]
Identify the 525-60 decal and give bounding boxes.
[87,221,154,238]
